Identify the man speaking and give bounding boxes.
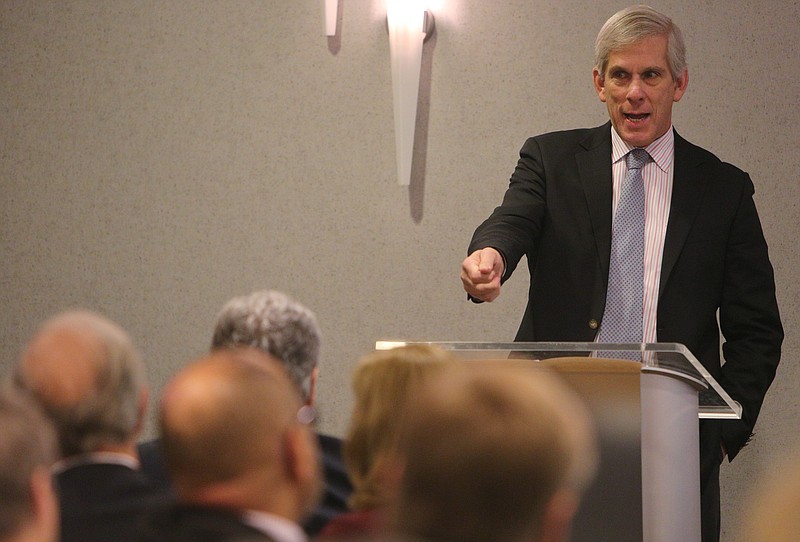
[461,6,783,542]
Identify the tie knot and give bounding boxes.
[627,148,649,171]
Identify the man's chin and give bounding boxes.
[619,128,655,148]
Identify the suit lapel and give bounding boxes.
[575,123,614,278]
[573,126,710,299]
[659,131,709,299]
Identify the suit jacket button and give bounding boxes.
[589,319,599,330]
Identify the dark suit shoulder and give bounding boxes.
[58,462,172,542]
[303,433,354,536]
[674,132,751,178]
[138,438,173,493]
[511,124,612,177]
[523,123,609,151]
[57,462,167,507]
[139,505,271,542]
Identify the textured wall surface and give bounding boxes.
[2,1,798,539]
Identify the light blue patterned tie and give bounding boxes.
[598,148,649,353]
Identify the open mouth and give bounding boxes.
[624,113,650,123]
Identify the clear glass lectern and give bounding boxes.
[376,341,741,419]
[375,341,736,542]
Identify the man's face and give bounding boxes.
[593,34,688,148]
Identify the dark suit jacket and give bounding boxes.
[469,123,783,467]
[305,434,354,535]
[138,505,276,542]
[138,432,353,537]
[57,462,172,542]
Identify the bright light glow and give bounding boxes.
[386,0,428,185]
[325,0,337,36]
[375,341,408,350]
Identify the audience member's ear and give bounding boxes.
[281,424,323,519]
[30,465,59,542]
[282,425,319,490]
[308,367,319,406]
[537,489,580,542]
[133,387,149,439]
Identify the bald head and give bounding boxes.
[160,348,322,518]
[12,311,147,457]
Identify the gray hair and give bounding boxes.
[595,5,687,80]
[0,391,58,537]
[211,290,321,401]
[11,311,147,457]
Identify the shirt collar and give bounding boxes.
[610,125,675,174]
[53,451,140,474]
[240,510,308,542]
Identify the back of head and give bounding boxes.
[392,365,597,542]
[0,391,58,541]
[345,345,455,510]
[11,310,147,457]
[595,4,686,80]
[211,290,321,401]
[160,348,322,517]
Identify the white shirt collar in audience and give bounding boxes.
[52,451,140,474]
[241,510,308,542]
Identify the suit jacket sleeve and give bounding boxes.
[716,170,783,459]
[658,144,783,461]
[468,136,548,279]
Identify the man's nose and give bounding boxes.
[626,78,646,101]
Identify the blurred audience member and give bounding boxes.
[140,348,322,542]
[138,290,352,535]
[0,391,59,542]
[11,310,166,542]
[389,364,598,542]
[318,345,455,539]
[739,453,800,542]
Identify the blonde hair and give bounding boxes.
[343,345,454,510]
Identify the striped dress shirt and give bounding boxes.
[608,126,674,344]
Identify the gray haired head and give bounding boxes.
[211,290,321,401]
[595,5,687,81]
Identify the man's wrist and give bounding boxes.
[491,247,507,279]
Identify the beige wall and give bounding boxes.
[2,1,798,538]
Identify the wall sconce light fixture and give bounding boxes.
[386,1,434,185]
[325,0,337,36]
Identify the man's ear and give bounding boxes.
[537,489,580,542]
[592,68,607,103]
[307,367,318,407]
[283,426,318,486]
[672,68,689,102]
[133,387,149,439]
[30,466,59,542]
[282,425,322,516]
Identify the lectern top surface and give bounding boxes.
[374,341,741,419]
